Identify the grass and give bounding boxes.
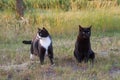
[0,7,120,43]
[0,34,120,80]
[0,2,120,80]
[0,0,120,11]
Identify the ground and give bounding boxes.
[0,33,120,80]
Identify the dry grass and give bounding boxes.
[0,7,120,43]
[1,0,119,11]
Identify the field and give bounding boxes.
[0,0,120,80]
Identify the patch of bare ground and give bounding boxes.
[109,66,120,78]
[0,62,29,71]
[93,36,120,56]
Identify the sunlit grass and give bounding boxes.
[0,0,119,11]
[0,7,120,43]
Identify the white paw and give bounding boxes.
[51,63,55,67]
[41,65,44,68]
[30,54,34,60]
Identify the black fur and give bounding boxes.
[22,40,31,44]
[23,27,54,65]
[74,25,95,63]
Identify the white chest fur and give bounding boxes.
[39,36,51,55]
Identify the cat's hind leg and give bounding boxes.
[89,50,95,66]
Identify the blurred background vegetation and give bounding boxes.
[0,0,120,11]
[0,0,120,43]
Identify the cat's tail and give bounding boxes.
[22,40,32,44]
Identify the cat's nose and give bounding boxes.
[83,35,86,38]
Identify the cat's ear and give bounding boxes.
[43,27,48,32]
[43,27,46,30]
[79,25,83,30]
[79,25,82,28]
[88,25,92,30]
[89,25,92,28]
[38,28,41,31]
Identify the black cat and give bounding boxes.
[74,25,95,64]
[22,27,54,65]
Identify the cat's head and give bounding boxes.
[37,27,49,38]
[79,25,92,38]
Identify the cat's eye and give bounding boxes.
[39,33,42,36]
[82,32,85,34]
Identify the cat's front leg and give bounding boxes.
[38,47,46,65]
[74,50,82,63]
[48,45,54,65]
[84,51,92,63]
[84,55,89,63]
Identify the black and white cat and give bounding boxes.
[74,25,95,64]
[23,27,54,65]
